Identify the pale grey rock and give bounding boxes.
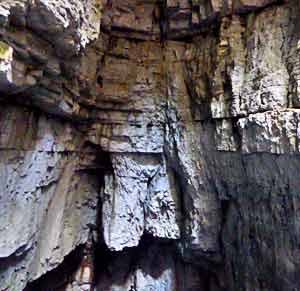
[165,43,221,259]
[0,0,101,56]
[1,1,300,291]
[210,15,247,119]
[211,6,289,119]
[144,157,181,239]
[28,0,101,56]
[215,119,239,152]
[0,105,99,291]
[85,39,166,154]
[237,110,300,154]
[240,6,289,115]
[87,120,165,154]
[102,154,181,251]
[0,1,27,27]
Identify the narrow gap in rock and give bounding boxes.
[158,0,168,43]
[219,199,231,257]
[97,75,103,88]
[23,245,85,291]
[169,167,187,242]
[231,117,242,151]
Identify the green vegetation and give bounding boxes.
[0,41,12,60]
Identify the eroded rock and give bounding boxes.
[1,1,300,291]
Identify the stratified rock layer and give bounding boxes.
[1,0,300,291]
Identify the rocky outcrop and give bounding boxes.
[1,0,300,290]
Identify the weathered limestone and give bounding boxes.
[0,0,102,55]
[0,105,100,291]
[102,154,181,251]
[1,1,300,291]
[165,42,221,260]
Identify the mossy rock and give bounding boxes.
[94,0,103,16]
[0,41,13,60]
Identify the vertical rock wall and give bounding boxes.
[1,0,300,290]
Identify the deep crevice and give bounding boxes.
[24,245,85,291]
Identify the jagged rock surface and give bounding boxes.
[1,0,300,291]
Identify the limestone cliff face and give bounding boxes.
[0,0,300,290]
